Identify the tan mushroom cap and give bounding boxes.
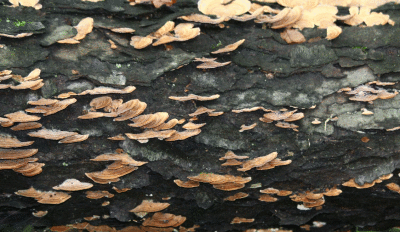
[91,153,147,166]
[169,94,220,102]
[23,68,41,81]
[28,98,59,106]
[142,212,186,228]
[14,162,44,176]
[343,174,392,189]
[90,96,112,110]
[323,186,342,196]
[165,129,201,141]
[78,86,136,95]
[86,190,115,199]
[28,129,78,140]
[260,187,280,194]
[0,33,33,38]
[15,187,43,198]
[326,24,342,40]
[36,191,71,204]
[198,0,251,18]
[188,107,216,117]
[0,148,38,159]
[233,106,270,113]
[0,158,38,170]
[114,102,147,121]
[271,6,302,29]
[112,187,131,193]
[231,217,254,224]
[188,173,251,185]
[257,158,292,170]
[174,179,200,188]
[348,92,379,102]
[213,182,246,191]
[86,165,138,180]
[221,159,243,166]
[59,134,89,143]
[5,111,41,123]
[57,38,80,44]
[152,35,177,46]
[259,194,278,202]
[27,98,77,116]
[11,122,42,131]
[53,179,93,191]
[262,110,296,121]
[311,118,321,124]
[197,60,231,69]
[386,183,400,194]
[73,17,94,40]
[126,129,176,142]
[284,112,304,122]
[194,57,218,62]
[56,92,77,99]
[130,36,153,49]
[0,70,12,76]
[280,29,306,44]
[180,14,227,24]
[174,23,201,41]
[86,175,120,184]
[78,111,105,119]
[182,122,206,130]
[130,200,170,213]
[32,211,48,217]
[220,151,249,160]
[153,118,179,130]
[141,112,170,129]
[224,192,249,201]
[237,152,278,172]
[211,39,245,54]
[275,121,299,130]
[110,27,135,33]
[277,0,318,9]
[152,21,175,38]
[0,135,34,148]
[104,99,124,113]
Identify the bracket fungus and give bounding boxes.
[0,135,34,148]
[53,179,93,191]
[224,192,249,201]
[130,200,170,214]
[231,217,255,224]
[15,187,71,204]
[11,122,43,131]
[198,0,252,18]
[78,86,136,95]
[239,123,257,132]
[85,190,114,199]
[142,212,186,228]
[57,17,94,44]
[211,39,245,54]
[174,179,200,188]
[169,94,220,101]
[342,174,393,189]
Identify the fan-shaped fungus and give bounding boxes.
[53,179,93,191]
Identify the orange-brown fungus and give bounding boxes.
[231,217,255,224]
[130,200,170,213]
[224,192,249,201]
[53,179,93,191]
[142,212,186,228]
[85,190,115,199]
[174,179,200,188]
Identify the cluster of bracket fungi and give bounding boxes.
[2,0,400,231]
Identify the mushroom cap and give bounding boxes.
[259,194,278,202]
[326,24,342,40]
[180,14,227,24]
[174,23,201,41]
[221,159,243,166]
[231,217,254,224]
[5,111,41,123]
[188,107,216,117]
[24,68,41,81]
[59,134,89,143]
[188,173,251,185]
[169,94,220,102]
[10,122,42,131]
[174,179,200,188]
[164,129,201,141]
[153,118,179,130]
[0,158,38,170]
[237,152,278,171]
[28,129,78,140]
[0,135,34,148]
[126,129,176,141]
[182,122,206,130]
[386,183,400,193]
[211,39,245,54]
[28,98,59,106]
[36,191,71,204]
[198,0,251,18]
[114,102,147,121]
[130,36,153,49]
[152,21,175,38]
[78,111,105,119]
[73,17,94,40]
[53,179,93,191]
[219,151,249,160]
[142,212,186,228]
[85,190,115,199]
[32,211,48,217]
[110,27,135,33]
[86,165,138,180]
[277,0,318,9]
[197,61,231,69]
[260,187,280,194]
[284,112,304,122]
[13,162,45,176]
[0,148,38,159]
[78,86,136,95]
[104,99,124,113]
[91,153,147,166]
[224,192,249,201]
[280,29,306,44]
[90,96,112,110]
[130,200,170,213]
[213,182,245,191]
[15,187,42,198]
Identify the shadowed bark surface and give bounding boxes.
[1,0,400,231]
